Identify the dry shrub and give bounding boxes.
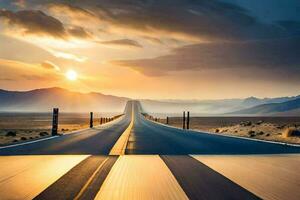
[283,128,300,138]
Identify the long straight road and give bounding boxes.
[0,100,299,155]
[0,100,300,200]
[0,102,132,155]
[126,101,300,155]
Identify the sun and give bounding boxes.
[66,70,77,81]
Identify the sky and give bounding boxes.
[0,0,300,99]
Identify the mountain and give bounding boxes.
[0,87,129,112]
[140,95,300,116]
[241,96,300,107]
[229,98,300,115]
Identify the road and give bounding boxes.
[0,102,132,155]
[0,100,300,199]
[126,101,300,155]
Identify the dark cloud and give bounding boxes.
[47,2,95,19]
[0,9,92,39]
[0,9,67,38]
[111,37,300,76]
[4,1,299,42]
[67,26,92,38]
[78,0,294,41]
[99,39,142,49]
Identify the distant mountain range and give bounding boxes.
[140,95,300,116]
[229,98,300,115]
[0,87,129,112]
[0,87,299,115]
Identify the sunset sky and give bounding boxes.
[0,0,300,99]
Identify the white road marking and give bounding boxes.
[0,136,59,149]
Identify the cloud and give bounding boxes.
[41,61,60,71]
[111,37,300,76]
[99,39,143,49]
[9,0,284,42]
[0,9,67,38]
[47,2,97,23]
[5,1,299,43]
[67,26,92,39]
[0,58,61,82]
[0,9,92,39]
[47,49,87,62]
[82,0,289,42]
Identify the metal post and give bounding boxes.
[90,112,93,128]
[183,111,186,129]
[52,108,59,135]
[166,116,169,124]
[187,111,190,130]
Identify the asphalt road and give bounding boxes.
[0,102,132,155]
[1,100,300,155]
[126,101,300,155]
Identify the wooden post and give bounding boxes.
[90,112,93,128]
[166,116,169,124]
[183,111,186,129]
[187,111,190,130]
[100,117,103,124]
[52,108,59,135]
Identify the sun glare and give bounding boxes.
[66,70,77,81]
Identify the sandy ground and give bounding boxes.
[0,113,122,145]
[151,116,300,144]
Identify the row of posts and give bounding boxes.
[161,111,190,130]
[52,108,115,136]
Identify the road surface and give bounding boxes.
[0,100,300,199]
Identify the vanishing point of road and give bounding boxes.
[0,101,299,200]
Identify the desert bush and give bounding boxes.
[20,137,27,140]
[39,132,49,136]
[215,129,219,133]
[256,120,263,125]
[257,131,264,135]
[283,128,300,138]
[5,131,17,137]
[13,139,18,142]
[240,121,252,126]
[248,130,256,137]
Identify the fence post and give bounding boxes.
[183,111,186,129]
[100,117,103,124]
[90,112,93,128]
[166,116,169,124]
[187,111,190,130]
[52,108,59,135]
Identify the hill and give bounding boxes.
[0,87,129,112]
[229,98,300,115]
